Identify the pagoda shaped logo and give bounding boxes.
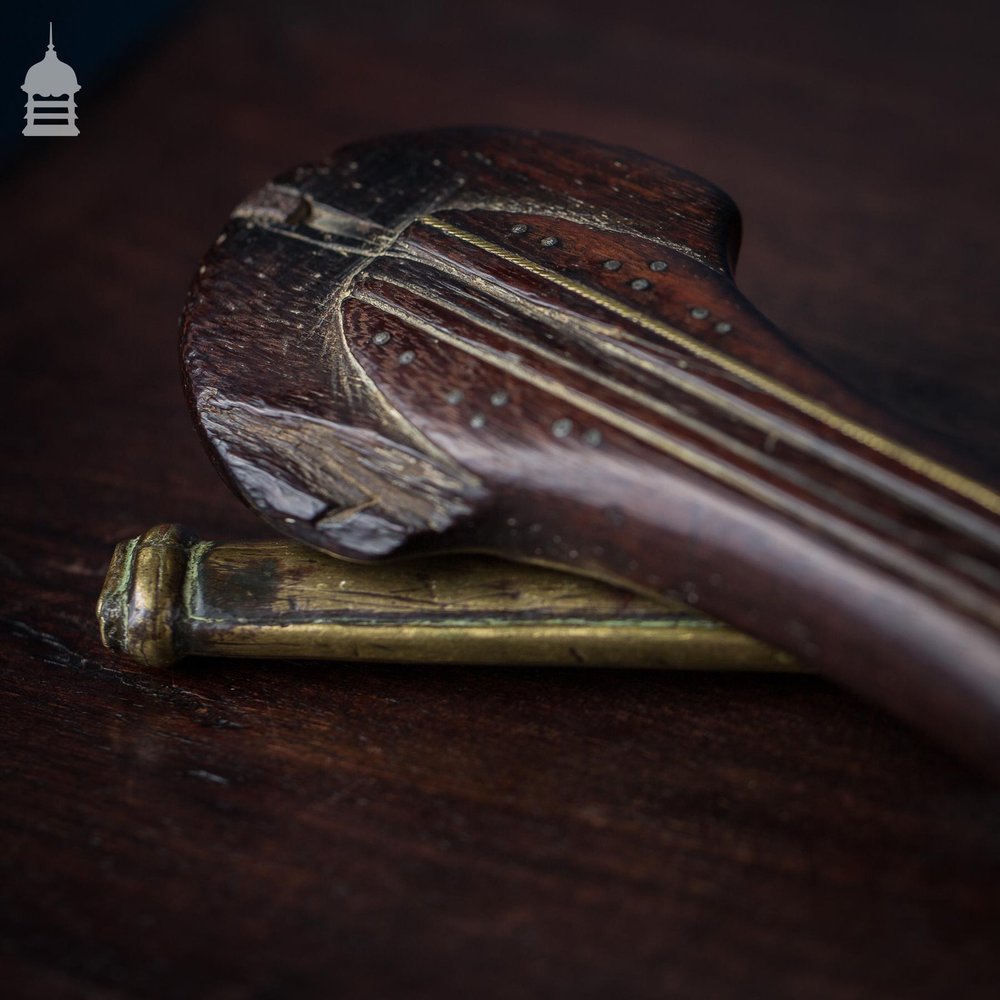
[22,23,80,137]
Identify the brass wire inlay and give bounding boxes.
[418,216,1000,518]
[354,288,999,626]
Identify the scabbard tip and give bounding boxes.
[96,524,198,667]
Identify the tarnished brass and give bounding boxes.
[97,525,796,671]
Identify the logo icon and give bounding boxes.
[22,23,80,137]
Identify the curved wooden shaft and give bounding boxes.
[181,128,1000,772]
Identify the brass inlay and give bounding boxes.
[386,242,1000,554]
[354,288,1000,627]
[418,216,1000,518]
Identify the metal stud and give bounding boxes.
[649,260,668,272]
[582,428,603,447]
[399,350,415,365]
[603,259,622,271]
[470,413,486,429]
[445,388,464,405]
[511,223,528,234]
[631,278,651,291]
[552,418,573,438]
[373,331,391,345]
[540,236,560,248]
[714,321,732,334]
[490,390,509,407]
[690,307,710,320]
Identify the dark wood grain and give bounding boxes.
[3,1,1000,997]
[180,128,1000,773]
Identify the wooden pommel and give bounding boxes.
[97,525,793,671]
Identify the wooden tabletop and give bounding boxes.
[2,1,999,996]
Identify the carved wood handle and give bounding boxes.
[181,128,1000,772]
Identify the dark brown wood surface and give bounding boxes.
[3,1,1000,996]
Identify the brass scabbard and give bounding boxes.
[97,525,795,671]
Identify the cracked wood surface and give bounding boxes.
[2,1,1000,998]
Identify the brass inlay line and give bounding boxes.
[370,269,924,544]
[417,215,1000,518]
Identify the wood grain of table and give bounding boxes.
[2,2,999,997]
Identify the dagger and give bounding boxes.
[156,127,1000,770]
